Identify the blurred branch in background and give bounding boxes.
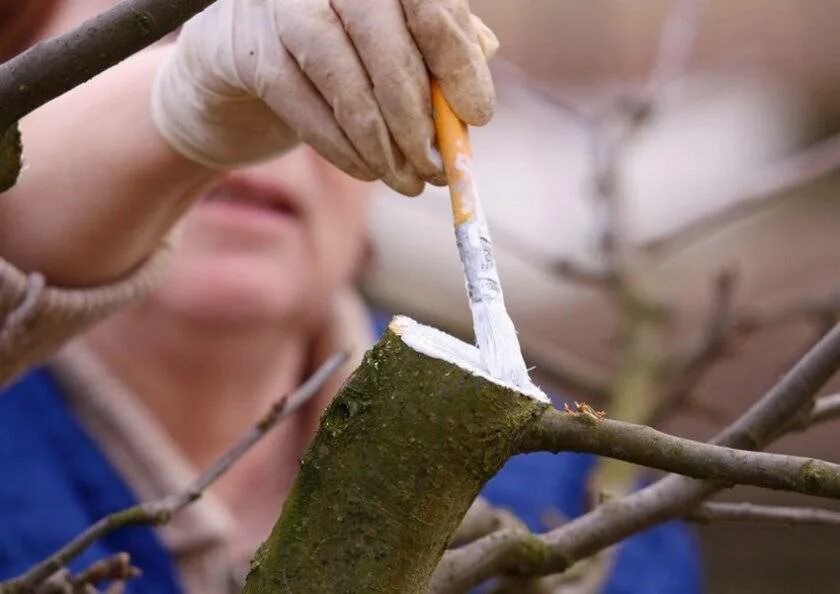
[689,502,840,527]
[489,0,840,428]
[647,132,840,257]
[808,393,840,427]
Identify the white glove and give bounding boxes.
[152,0,498,196]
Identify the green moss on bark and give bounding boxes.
[242,329,547,594]
[0,123,22,193]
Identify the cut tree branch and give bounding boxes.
[240,321,549,594]
[688,502,840,527]
[0,352,347,594]
[431,322,840,592]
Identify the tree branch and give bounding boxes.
[37,552,140,594]
[0,352,347,593]
[809,393,840,427]
[0,0,217,133]
[431,322,840,592]
[518,407,840,501]
[786,392,840,432]
[240,322,549,594]
[688,502,840,527]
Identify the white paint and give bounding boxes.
[390,316,549,403]
[451,152,531,388]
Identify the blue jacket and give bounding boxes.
[0,368,702,593]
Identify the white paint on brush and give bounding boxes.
[451,154,531,389]
[390,316,549,403]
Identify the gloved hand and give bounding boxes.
[152,0,498,196]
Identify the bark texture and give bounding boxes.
[242,328,547,594]
[0,0,216,132]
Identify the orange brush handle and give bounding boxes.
[431,79,475,226]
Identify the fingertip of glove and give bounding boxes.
[387,176,425,197]
[444,83,496,127]
[470,15,500,61]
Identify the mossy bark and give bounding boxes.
[242,329,547,594]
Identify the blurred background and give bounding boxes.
[362,1,840,592]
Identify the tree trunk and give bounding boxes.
[242,318,548,594]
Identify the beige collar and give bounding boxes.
[50,341,235,554]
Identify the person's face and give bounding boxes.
[149,147,373,329]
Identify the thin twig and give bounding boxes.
[0,352,348,593]
[787,393,840,432]
[810,393,840,427]
[0,0,217,132]
[35,552,140,594]
[430,323,840,592]
[688,502,840,527]
[69,552,140,590]
[518,407,840,501]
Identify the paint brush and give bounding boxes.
[431,80,530,388]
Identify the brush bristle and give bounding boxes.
[471,300,530,387]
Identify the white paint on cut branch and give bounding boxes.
[451,154,531,389]
[390,316,549,403]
